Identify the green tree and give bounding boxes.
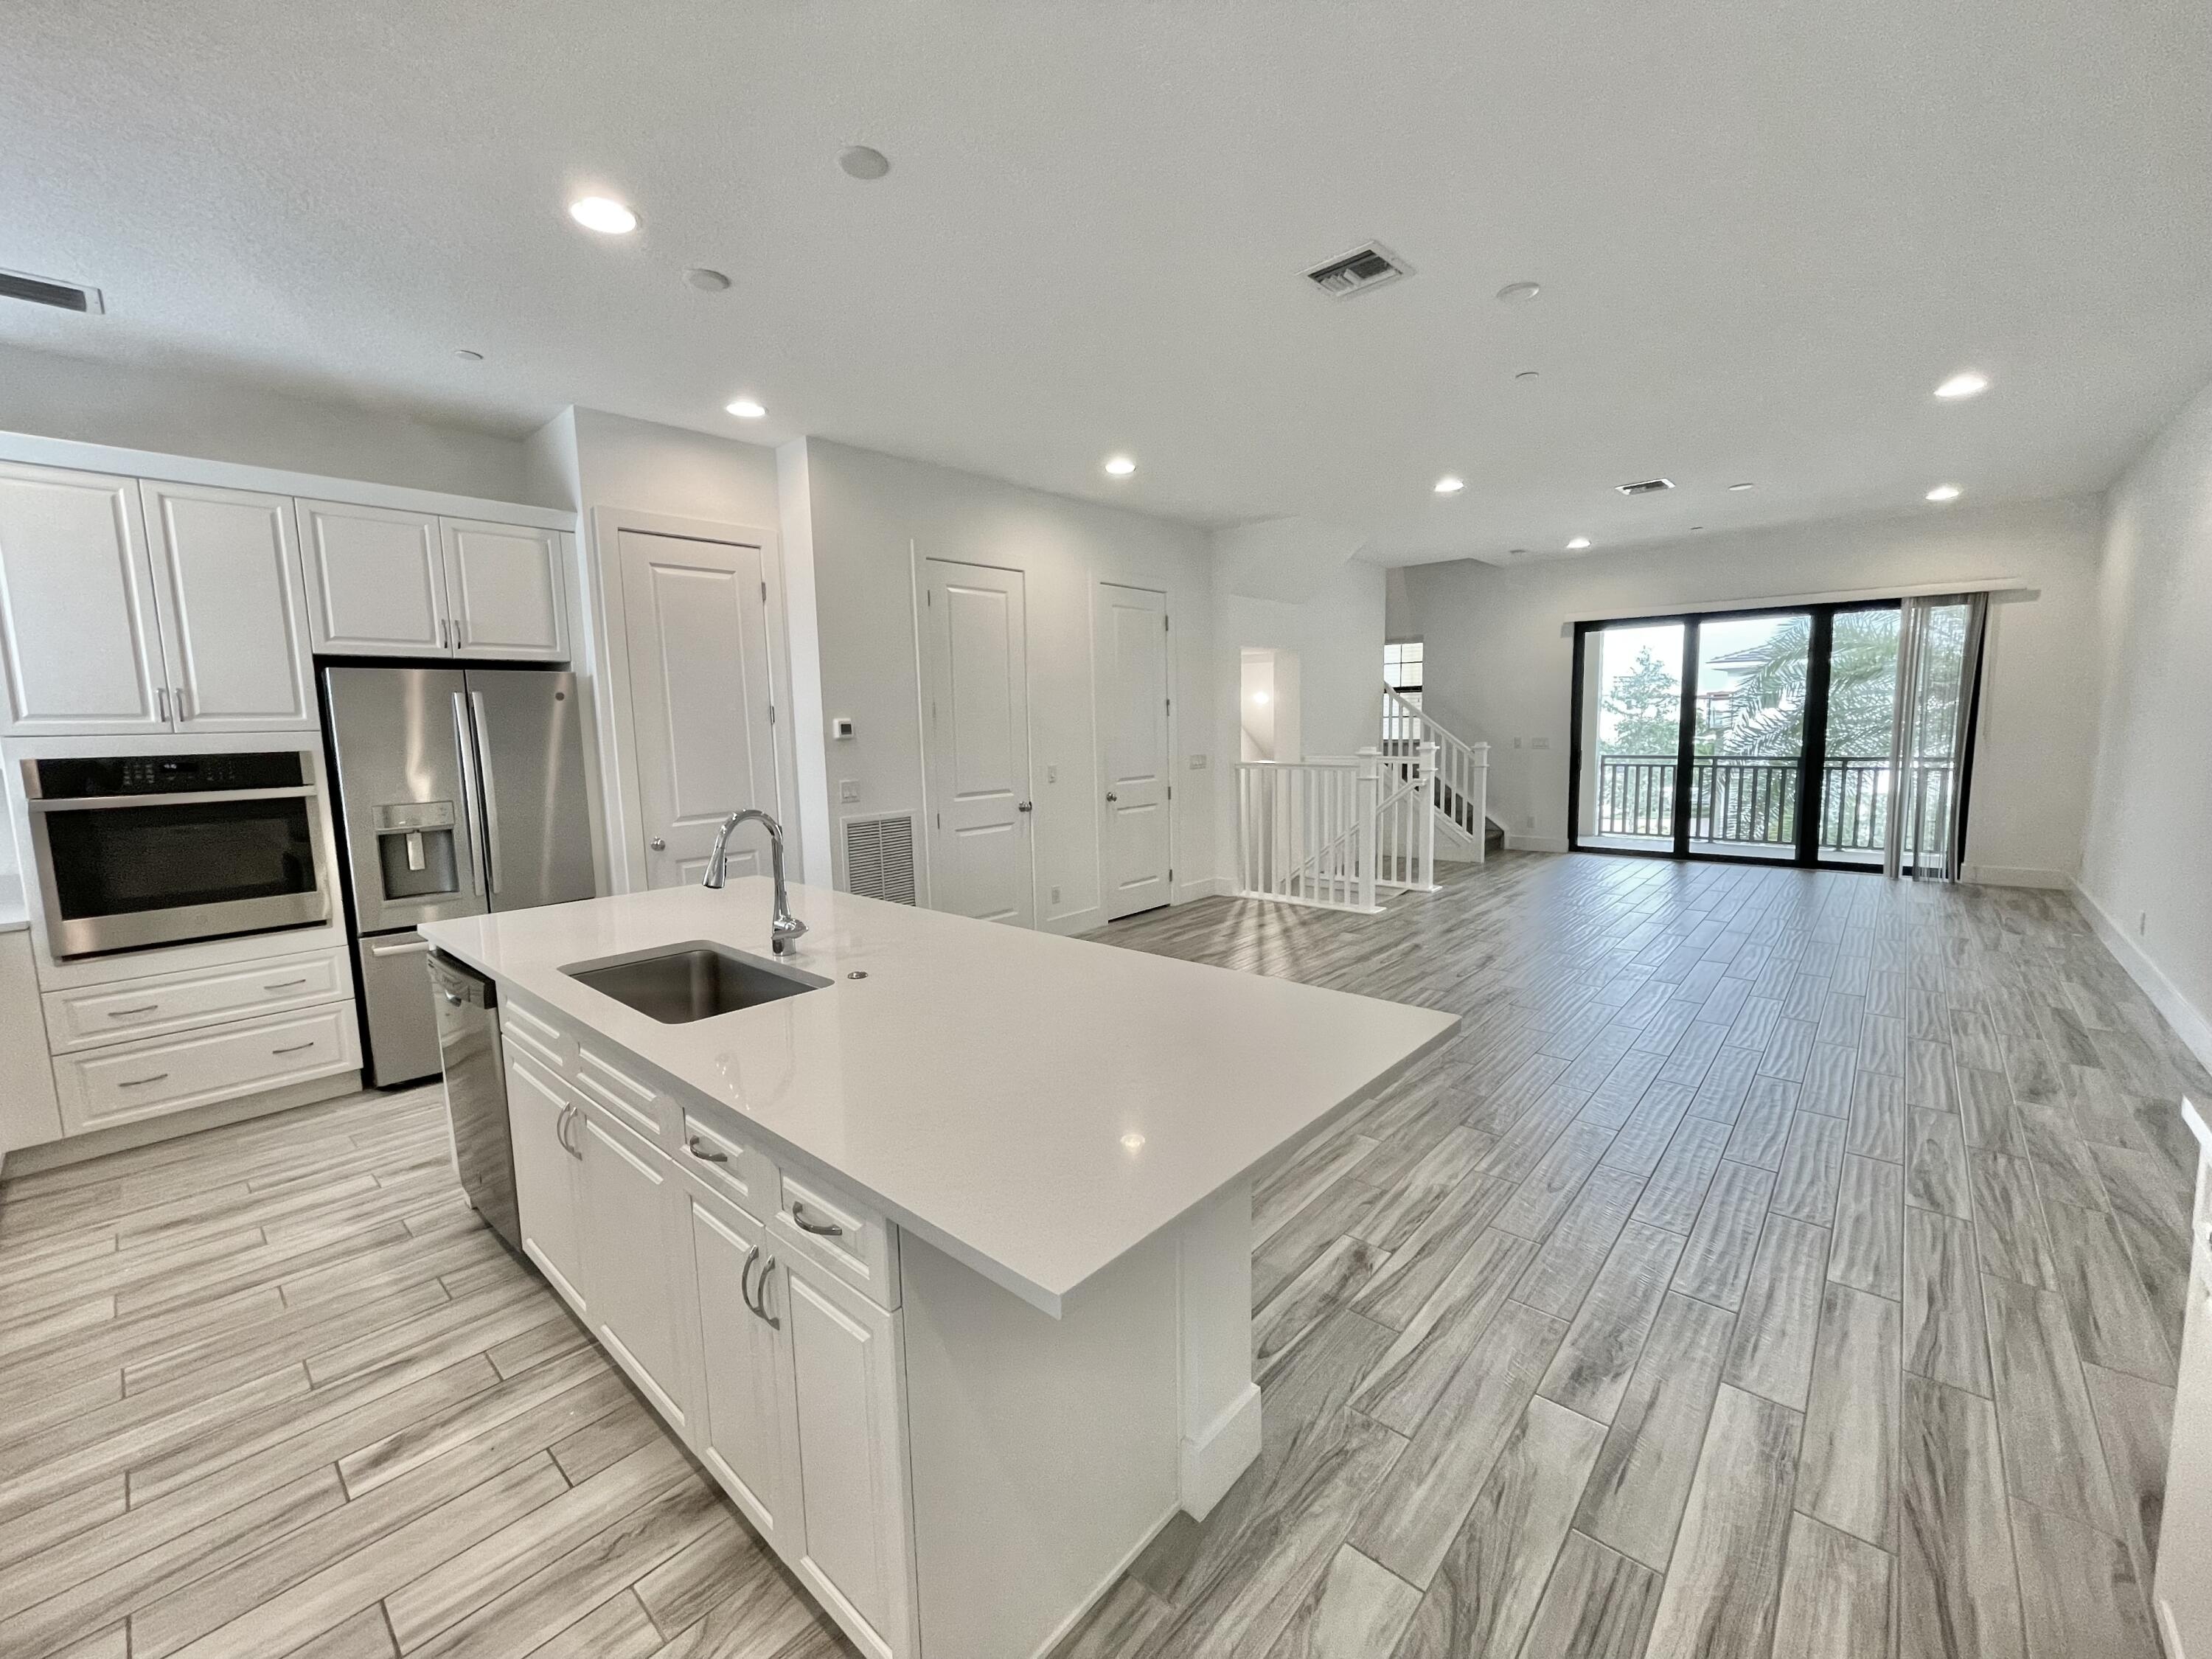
[1601,647,1682,756]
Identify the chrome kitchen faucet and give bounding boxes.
[703,810,807,956]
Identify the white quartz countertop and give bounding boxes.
[422,880,1456,1314]
[0,874,27,934]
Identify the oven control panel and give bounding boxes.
[29,751,308,799]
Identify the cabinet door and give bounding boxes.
[141,482,316,731]
[0,461,169,734]
[685,1181,802,1551]
[580,1102,695,1433]
[297,500,449,656]
[507,1053,586,1315]
[442,519,566,661]
[782,1253,915,1658]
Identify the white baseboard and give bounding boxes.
[1179,1381,1262,1521]
[1174,875,1231,902]
[1506,833,1570,853]
[1040,906,1104,939]
[1964,864,2073,889]
[2073,880,2212,1078]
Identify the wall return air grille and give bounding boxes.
[843,813,917,906]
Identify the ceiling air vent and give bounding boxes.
[0,268,102,314]
[844,812,917,907]
[1305,243,1412,299]
[1615,478,1674,496]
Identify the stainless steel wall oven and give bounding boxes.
[22,750,335,958]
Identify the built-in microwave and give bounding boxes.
[21,751,335,959]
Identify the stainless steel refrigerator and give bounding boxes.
[323,666,597,1084]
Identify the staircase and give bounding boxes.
[1381,689,1496,863]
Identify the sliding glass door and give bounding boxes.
[1570,597,1985,872]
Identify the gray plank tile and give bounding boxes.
[1673,1161,1777,1310]
[2009,1498,2161,1659]
[1846,1072,1904,1162]
[1540,1221,1685,1424]
[1770,1509,1893,1659]
[1632,1116,1731,1235]
[1829,1154,1902,1300]
[1353,1228,1535,1434]
[1723,1215,1831,1410]
[2040,1199,2173,1385]
[1727,1079,1800,1172]
[2081,1363,2175,1605]
[1899,1374,2025,1659]
[1348,1173,1513,1332]
[1906,1108,1972,1219]
[1495,1122,1619,1240]
[1798,1281,1899,1550]
[1980,1272,2119,1534]
[1773,1113,1847,1225]
[1574,1292,1736,1571]
[1642,1384,1803,1659]
[1966,1151,2057,1289]
[1956,1065,2025,1157]
[1514,1169,1644,1319]
[1259,1545,1420,1659]
[1513,1530,1663,1659]
[1903,1208,1992,1397]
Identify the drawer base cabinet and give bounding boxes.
[498,994,1250,1659]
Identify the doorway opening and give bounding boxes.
[1570,597,1986,874]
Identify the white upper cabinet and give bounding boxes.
[0,462,169,736]
[443,519,567,661]
[141,481,316,731]
[297,500,448,657]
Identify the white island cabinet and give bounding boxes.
[424,880,1453,1659]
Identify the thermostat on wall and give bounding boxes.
[831,716,855,740]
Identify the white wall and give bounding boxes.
[2079,377,2212,1062]
[0,341,538,502]
[797,438,1217,933]
[1391,495,2104,885]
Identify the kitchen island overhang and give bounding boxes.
[423,878,1456,1659]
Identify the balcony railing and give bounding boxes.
[1592,754,1955,855]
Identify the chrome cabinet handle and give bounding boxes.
[263,978,308,991]
[753,1253,780,1327]
[155,686,170,723]
[271,1041,316,1056]
[175,686,191,720]
[119,1073,170,1088]
[686,1136,728,1165]
[105,1004,161,1018]
[791,1200,844,1238]
[740,1243,762,1315]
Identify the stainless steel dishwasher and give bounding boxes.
[428,950,521,1251]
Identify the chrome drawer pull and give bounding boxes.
[686,1136,728,1165]
[791,1200,845,1238]
[105,1004,161,1018]
[118,1073,170,1089]
[263,978,309,991]
[271,1041,316,1056]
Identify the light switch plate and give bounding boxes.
[838,779,860,803]
[1189,754,1208,769]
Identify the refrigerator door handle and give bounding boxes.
[470,689,501,897]
[451,691,485,897]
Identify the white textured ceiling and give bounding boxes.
[3,0,2208,563]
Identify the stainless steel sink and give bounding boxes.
[562,942,830,1024]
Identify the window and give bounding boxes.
[1384,640,1423,705]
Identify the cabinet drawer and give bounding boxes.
[675,1110,779,1221]
[57,1003,360,1133]
[575,1041,667,1144]
[775,1165,900,1311]
[500,992,573,1077]
[44,947,348,1052]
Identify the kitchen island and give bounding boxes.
[422,878,1455,1659]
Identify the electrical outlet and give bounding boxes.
[1531,736,1551,750]
[1051,885,1062,905]
[1047,764,1058,784]
[1524,813,1536,830]
[1189,754,1208,769]
[838,779,860,804]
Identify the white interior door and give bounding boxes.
[1097,583,1172,919]
[619,531,779,888]
[919,560,1033,928]
[141,481,316,731]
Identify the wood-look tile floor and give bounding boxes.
[1057,852,2204,1659]
[0,1082,853,1658]
[3,853,2199,1659]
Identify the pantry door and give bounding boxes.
[919,560,1034,927]
[1096,582,1172,919]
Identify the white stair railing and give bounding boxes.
[1382,688,1491,863]
[1234,745,1438,914]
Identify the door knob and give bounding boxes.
[1017,801,1033,813]
[1105,792,1119,803]
[649,837,666,851]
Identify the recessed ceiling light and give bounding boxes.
[685,268,731,291]
[1120,1133,1147,1151]
[1728,481,1756,491]
[1103,454,1135,477]
[1433,476,1466,495]
[839,145,891,181]
[453,349,484,361]
[567,195,639,235]
[1926,483,1962,503]
[726,398,766,420]
[1495,281,1542,302]
[1566,536,1590,550]
[1935,371,1989,400]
